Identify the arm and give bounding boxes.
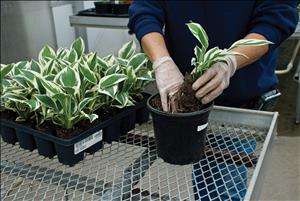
[128,1,184,111]
[193,1,298,104]
[233,33,269,69]
[141,32,170,62]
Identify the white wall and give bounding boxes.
[1,1,57,63]
[52,4,76,48]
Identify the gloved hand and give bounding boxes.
[192,55,237,104]
[153,56,184,111]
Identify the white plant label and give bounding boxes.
[74,130,103,155]
[197,123,208,132]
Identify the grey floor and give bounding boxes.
[259,137,300,201]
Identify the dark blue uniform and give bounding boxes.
[128,1,298,107]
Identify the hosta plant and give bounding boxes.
[0,37,153,135]
[169,22,272,113]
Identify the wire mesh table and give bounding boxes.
[0,107,278,201]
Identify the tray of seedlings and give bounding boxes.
[0,38,153,166]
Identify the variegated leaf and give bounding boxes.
[98,85,118,98]
[39,78,63,95]
[128,53,148,72]
[118,40,136,59]
[0,63,14,82]
[35,94,58,111]
[71,37,85,57]
[30,60,41,73]
[229,39,273,50]
[78,62,97,84]
[97,57,110,72]
[23,99,40,110]
[38,45,56,62]
[186,22,209,50]
[99,74,127,89]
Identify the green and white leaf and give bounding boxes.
[99,74,127,89]
[78,62,97,84]
[118,40,136,59]
[128,53,148,72]
[229,39,273,50]
[38,45,56,62]
[186,22,209,50]
[71,37,85,57]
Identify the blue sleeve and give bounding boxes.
[128,0,165,42]
[248,1,299,49]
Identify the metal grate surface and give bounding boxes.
[1,120,268,201]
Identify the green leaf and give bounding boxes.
[71,37,85,57]
[114,92,134,108]
[13,61,28,75]
[39,45,56,61]
[137,70,154,81]
[105,64,121,75]
[99,74,127,89]
[118,40,136,59]
[122,67,136,92]
[81,112,98,122]
[98,85,118,98]
[186,22,209,50]
[78,62,97,84]
[229,39,273,50]
[87,52,98,70]
[116,57,128,66]
[128,53,148,72]
[67,49,78,63]
[56,48,68,59]
[44,74,55,81]
[30,60,41,73]
[97,57,110,72]
[194,46,204,62]
[78,97,97,111]
[57,66,80,89]
[35,94,58,111]
[14,75,31,88]
[3,93,27,102]
[0,64,14,82]
[39,78,63,95]
[24,99,40,110]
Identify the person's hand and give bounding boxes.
[192,55,237,104]
[153,56,184,111]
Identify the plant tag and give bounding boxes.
[74,130,103,155]
[197,123,208,132]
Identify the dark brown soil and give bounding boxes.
[150,73,204,113]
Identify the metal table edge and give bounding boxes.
[69,15,129,29]
[244,112,279,201]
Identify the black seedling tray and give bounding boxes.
[0,93,151,166]
[77,8,129,18]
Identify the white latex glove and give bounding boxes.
[192,55,237,104]
[153,56,184,111]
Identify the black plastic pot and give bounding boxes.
[135,93,151,125]
[55,144,85,166]
[103,119,121,143]
[0,124,17,144]
[34,136,56,158]
[147,94,213,165]
[121,108,136,135]
[15,130,37,151]
[0,92,150,166]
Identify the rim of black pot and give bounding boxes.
[147,93,213,117]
